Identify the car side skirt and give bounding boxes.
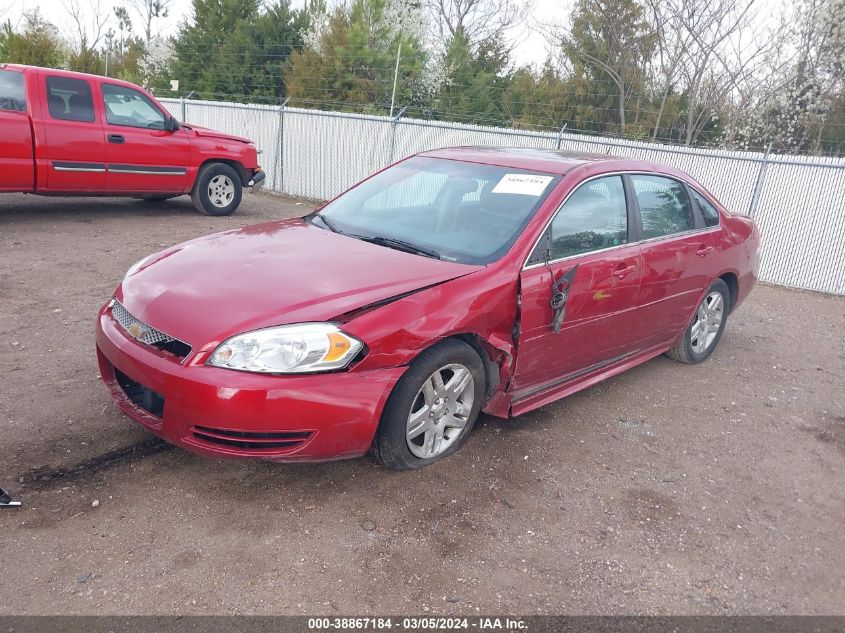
[508,342,673,417]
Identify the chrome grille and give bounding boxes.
[111,300,190,357]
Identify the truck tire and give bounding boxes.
[191,163,242,216]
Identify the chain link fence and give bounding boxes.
[160,97,845,295]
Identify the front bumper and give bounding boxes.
[95,305,406,461]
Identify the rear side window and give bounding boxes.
[690,188,720,227]
[46,76,95,122]
[0,70,26,112]
[528,175,628,264]
[631,175,694,238]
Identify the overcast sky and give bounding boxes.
[5,0,780,68]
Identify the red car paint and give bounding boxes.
[95,148,760,461]
[0,64,262,197]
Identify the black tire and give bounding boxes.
[191,162,243,216]
[666,278,730,364]
[373,339,486,470]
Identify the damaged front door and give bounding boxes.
[511,174,643,396]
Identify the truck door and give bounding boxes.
[41,74,107,190]
[0,69,34,191]
[99,82,190,193]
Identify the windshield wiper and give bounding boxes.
[311,213,341,234]
[358,235,441,260]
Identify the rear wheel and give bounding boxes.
[191,163,242,216]
[373,339,485,470]
[666,279,730,364]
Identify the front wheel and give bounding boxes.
[191,163,243,216]
[373,339,486,470]
[666,279,730,364]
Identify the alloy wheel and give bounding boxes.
[406,363,475,459]
[690,291,724,354]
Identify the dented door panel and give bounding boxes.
[511,244,644,394]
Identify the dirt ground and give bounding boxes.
[1,191,843,616]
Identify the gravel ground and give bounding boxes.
[0,191,843,615]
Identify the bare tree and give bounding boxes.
[690,21,789,146]
[65,0,109,53]
[427,0,532,47]
[645,0,707,140]
[644,0,786,145]
[126,0,172,43]
[677,0,762,144]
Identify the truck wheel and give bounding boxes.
[191,163,242,216]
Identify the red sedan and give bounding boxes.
[96,148,761,469]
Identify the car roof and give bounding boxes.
[419,146,682,179]
[0,63,143,91]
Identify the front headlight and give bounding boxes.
[208,323,364,374]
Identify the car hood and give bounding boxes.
[182,123,251,144]
[118,218,480,349]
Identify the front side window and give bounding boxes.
[631,175,694,238]
[102,83,165,129]
[312,157,560,265]
[0,70,26,112]
[46,76,95,122]
[528,175,628,264]
[690,188,721,227]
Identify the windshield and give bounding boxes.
[310,157,560,265]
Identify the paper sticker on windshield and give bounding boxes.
[492,174,554,196]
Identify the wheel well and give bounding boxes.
[719,272,738,312]
[452,333,502,397]
[198,159,247,186]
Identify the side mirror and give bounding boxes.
[165,116,180,132]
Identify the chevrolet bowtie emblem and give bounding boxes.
[127,323,144,340]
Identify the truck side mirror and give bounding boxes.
[165,116,180,132]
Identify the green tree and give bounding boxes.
[0,10,64,68]
[435,29,511,125]
[171,0,260,98]
[103,6,146,81]
[171,0,310,102]
[286,0,426,112]
[560,0,657,135]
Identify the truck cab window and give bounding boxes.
[0,70,26,112]
[46,76,95,122]
[102,83,166,129]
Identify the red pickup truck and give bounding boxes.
[0,64,264,215]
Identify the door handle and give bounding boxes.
[612,264,637,279]
[696,245,714,257]
[107,134,125,144]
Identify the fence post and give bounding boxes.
[179,91,196,123]
[274,97,290,193]
[388,106,407,164]
[748,142,773,217]
[556,123,568,149]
